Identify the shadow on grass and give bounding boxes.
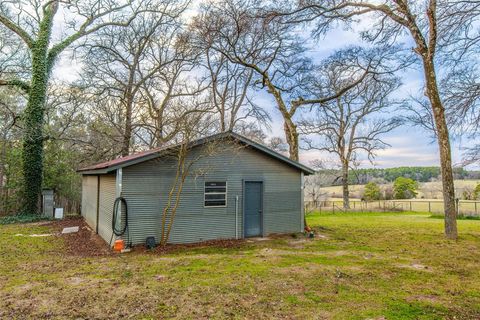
[430,214,480,221]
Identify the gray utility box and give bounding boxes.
[42,189,54,218]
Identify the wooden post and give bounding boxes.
[475,202,477,215]
[409,201,412,211]
[428,201,431,213]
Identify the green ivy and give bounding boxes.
[21,3,56,214]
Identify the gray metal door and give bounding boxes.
[244,181,263,237]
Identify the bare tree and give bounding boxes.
[158,103,236,246]
[135,31,209,149]
[193,0,384,162]
[270,0,461,239]
[201,45,270,132]
[0,0,154,213]
[159,113,203,246]
[0,87,23,214]
[192,0,312,161]
[81,2,190,156]
[300,48,402,209]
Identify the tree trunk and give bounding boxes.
[121,95,133,156]
[423,58,457,239]
[283,117,299,161]
[220,107,226,132]
[22,47,50,214]
[155,110,164,148]
[265,78,299,161]
[341,160,350,209]
[0,138,5,214]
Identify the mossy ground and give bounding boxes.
[1,212,479,319]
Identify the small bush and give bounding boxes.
[473,184,480,200]
[393,177,418,199]
[0,214,51,225]
[383,185,394,200]
[363,182,381,201]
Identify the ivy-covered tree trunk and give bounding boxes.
[21,5,56,214]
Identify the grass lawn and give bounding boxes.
[1,212,479,319]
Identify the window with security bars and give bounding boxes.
[204,181,227,207]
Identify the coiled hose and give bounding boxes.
[109,197,130,247]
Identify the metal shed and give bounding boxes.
[78,132,314,246]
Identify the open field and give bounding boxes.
[320,179,480,200]
[1,213,480,319]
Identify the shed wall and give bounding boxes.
[81,175,98,231]
[121,142,302,245]
[97,174,116,245]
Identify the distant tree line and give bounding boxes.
[317,167,479,186]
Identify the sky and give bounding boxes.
[49,7,477,170]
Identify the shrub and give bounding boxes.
[462,187,474,200]
[383,185,394,200]
[363,182,381,201]
[393,177,418,199]
[0,214,51,225]
[473,184,480,200]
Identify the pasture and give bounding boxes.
[1,212,479,319]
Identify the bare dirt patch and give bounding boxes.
[133,238,247,255]
[43,217,249,257]
[44,217,113,257]
[406,294,440,303]
[397,263,432,272]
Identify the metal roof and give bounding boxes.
[77,131,315,175]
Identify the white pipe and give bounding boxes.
[235,195,239,239]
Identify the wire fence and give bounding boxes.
[306,199,480,216]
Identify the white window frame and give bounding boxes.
[204,181,227,208]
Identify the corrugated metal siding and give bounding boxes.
[97,174,116,245]
[81,175,98,230]
[121,142,302,245]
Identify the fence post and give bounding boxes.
[409,201,412,211]
[428,201,431,213]
[475,201,477,215]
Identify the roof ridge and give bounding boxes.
[77,131,315,175]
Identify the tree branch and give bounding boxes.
[292,67,371,107]
[47,2,139,66]
[0,78,30,92]
[0,13,34,48]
